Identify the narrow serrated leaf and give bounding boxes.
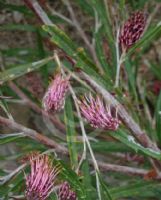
[0,57,53,84]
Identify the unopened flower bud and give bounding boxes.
[79,94,120,131]
[58,181,77,200]
[119,11,147,51]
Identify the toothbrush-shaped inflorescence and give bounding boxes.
[79,94,120,131]
[58,181,77,200]
[43,73,70,112]
[25,153,60,200]
[119,11,147,51]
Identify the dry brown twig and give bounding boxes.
[61,0,103,74]
[0,115,68,154]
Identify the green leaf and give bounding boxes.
[0,24,36,32]
[98,173,113,200]
[119,0,126,10]
[0,1,32,15]
[155,92,161,144]
[94,26,112,78]
[64,97,78,169]
[1,47,35,57]
[91,141,131,153]
[0,133,25,145]
[88,0,116,68]
[149,62,161,80]
[0,165,25,186]
[110,129,161,160]
[75,0,94,16]
[43,25,111,89]
[110,180,161,199]
[43,25,98,72]
[49,193,57,200]
[0,56,53,84]
[127,23,161,57]
[81,160,94,200]
[0,90,12,119]
[36,28,49,84]
[124,59,137,97]
[88,0,114,43]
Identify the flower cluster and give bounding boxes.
[119,11,146,51]
[58,181,77,200]
[25,153,59,200]
[43,74,70,112]
[79,94,120,131]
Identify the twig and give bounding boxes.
[46,3,73,26]
[114,28,126,88]
[97,159,161,179]
[94,160,148,176]
[23,0,52,25]
[0,163,26,185]
[92,7,101,47]
[61,0,103,74]
[0,115,68,154]
[62,0,91,50]
[115,27,121,87]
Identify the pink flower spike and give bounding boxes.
[43,74,70,112]
[79,94,120,131]
[119,11,147,51]
[25,153,60,200]
[58,181,77,200]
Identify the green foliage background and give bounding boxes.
[0,0,161,199]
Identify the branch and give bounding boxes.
[23,0,52,25]
[0,115,68,154]
[0,163,26,185]
[61,0,103,74]
[94,160,148,176]
[46,3,73,26]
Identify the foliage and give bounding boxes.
[0,0,161,199]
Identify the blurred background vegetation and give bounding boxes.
[0,0,161,199]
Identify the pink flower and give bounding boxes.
[79,94,120,131]
[58,181,77,200]
[25,153,59,200]
[119,11,147,51]
[43,74,69,112]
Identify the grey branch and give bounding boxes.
[0,115,68,154]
